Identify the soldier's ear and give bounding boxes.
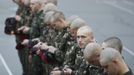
[60,18,68,25]
[112,59,118,65]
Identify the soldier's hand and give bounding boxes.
[33,42,41,48]
[23,26,30,34]
[50,70,61,75]
[17,26,25,32]
[32,38,40,43]
[15,15,21,21]
[36,49,41,55]
[47,46,57,53]
[40,43,49,50]
[21,39,29,46]
[53,67,60,71]
[63,68,72,75]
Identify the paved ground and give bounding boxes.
[0,0,134,75]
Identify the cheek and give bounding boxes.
[114,65,119,75]
[83,38,90,45]
[30,5,34,10]
[74,31,77,37]
[108,65,117,75]
[76,38,78,42]
[77,38,81,43]
[88,37,93,43]
[35,5,38,10]
[56,25,60,28]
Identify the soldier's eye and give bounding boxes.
[77,36,80,38]
[53,24,56,26]
[103,65,108,69]
[30,3,34,5]
[81,36,86,38]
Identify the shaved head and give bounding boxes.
[30,0,43,4]
[44,10,55,24]
[43,3,58,13]
[84,42,102,65]
[102,36,123,53]
[70,18,86,30]
[77,26,93,37]
[100,48,122,66]
[66,15,79,26]
[69,18,86,38]
[99,47,126,75]
[30,0,44,12]
[77,26,95,48]
[45,0,58,5]
[44,10,65,24]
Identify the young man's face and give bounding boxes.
[100,60,119,75]
[30,0,40,12]
[52,19,66,30]
[69,28,77,38]
[88,53,100,66]
[77,31,94,49]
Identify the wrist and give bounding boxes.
[60,70,64,75]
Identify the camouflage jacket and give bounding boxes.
[63,39,79,68]
[15,5,31,44]
[29,10,45,39]
[40,27,71,66]
[39,25,58,44]
[52,27,71,66]
[16,5,31,28]
[74,63,105,75]
[38,26,72,75]
[71,49,106,75]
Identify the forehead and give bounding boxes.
[70,28,77,32]
[30,0,38,3]
[77,30,91,37]
[100,59,108,67]
[100,56,114,68]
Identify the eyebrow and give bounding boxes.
[77,35,86,38]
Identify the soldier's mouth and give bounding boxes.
[79,43,83,46]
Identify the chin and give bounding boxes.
[79,45,84,49]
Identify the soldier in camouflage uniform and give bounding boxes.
[20,0,46,75]
[50,18,87,75]
[71,26,96,75]
[39,4,58,44]
[33,11,73,75]
[82,36,124,75]
[84,43,106,75]
[100,48,133,75]
[101,36,123,53]
[12,0,31,75]
[50,26,96,75]
[63,17,86,68]
[34,9,58,75]
[21,3,58,75]
[45,10,70,67]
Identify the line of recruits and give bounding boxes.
[4,0,133,75]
